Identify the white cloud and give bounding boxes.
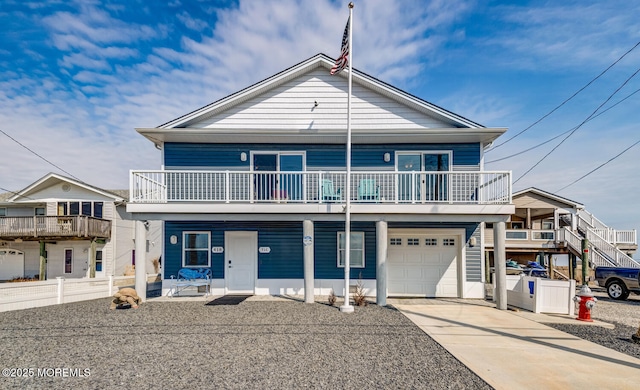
[176,11,208,31]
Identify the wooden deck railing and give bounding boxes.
[0,216,111,240]
[130,170,512,205]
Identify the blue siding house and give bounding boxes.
[127,54,514,303]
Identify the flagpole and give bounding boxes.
[340,1,355,313]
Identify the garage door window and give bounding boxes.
[337,232,364,268]
[390,238,402,246]
[407,238,420,246]
[425,238,437,246]
[443,238,456,246]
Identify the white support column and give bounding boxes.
[376,220,388,306]
[494,221,507,310]
[135,220,147,302]
[303,220,315,304]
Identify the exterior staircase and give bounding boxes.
[559,209,640,269]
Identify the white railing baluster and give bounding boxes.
[128,170,513,206]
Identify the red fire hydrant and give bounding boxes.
[573,285,597,322]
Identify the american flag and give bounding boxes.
[330,17,350,75]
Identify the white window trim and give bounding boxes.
[64,248,73,274]
[506,230,528,240]
[182,231,211,268]
[250,151,307,171]
[337,231,365,268]
[394,151,453,172]
[532,230,555,241]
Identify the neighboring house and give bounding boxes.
[127,53,514,301]
[484,187,639,273]
[0,173,161,281]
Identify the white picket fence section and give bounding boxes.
[0,275,159,312]
[500,275,576,314]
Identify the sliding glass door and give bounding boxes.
[396,151,451,202]
[253,152,305,201]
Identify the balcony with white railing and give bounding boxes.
[128,170,513,215]
[484,228,557,249]
[0,216,112,241]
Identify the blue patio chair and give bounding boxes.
[321,179,342,202]
[357,179,379,201]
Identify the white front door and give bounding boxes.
[225,231,257,293]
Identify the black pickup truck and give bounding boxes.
[594,267,640,300]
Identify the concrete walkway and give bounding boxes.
[393,302,639,390]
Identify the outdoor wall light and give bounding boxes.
[383,153,391,162]
[469,237,477,247]
[170,235,178,245]
[240,152,247,162]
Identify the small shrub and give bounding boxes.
[353,276,367,307]
[8,276,38,283]
[328,289,337,306]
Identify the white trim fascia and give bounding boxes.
[135,127,508,145]
[9,173,126,203]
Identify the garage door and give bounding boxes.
[0,249,25,280]
[387,231,459,297]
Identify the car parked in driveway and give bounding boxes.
[594,266,640,300]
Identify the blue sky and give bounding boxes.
[1,0,639,249]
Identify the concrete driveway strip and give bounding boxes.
[394,304,639,390]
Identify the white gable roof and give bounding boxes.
[512,187,584,209]
[137,53,506,145]
[7,173,126,203]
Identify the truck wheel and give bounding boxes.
[606,281,629,300]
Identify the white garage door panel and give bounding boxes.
[0,249,25,280]
[388,232,459,298]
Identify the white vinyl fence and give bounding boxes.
[498,275,576,314]
[0,275,159,312]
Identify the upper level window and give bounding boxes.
[35,207,45,216]
[0,207,6,216]
[57,201,104,218]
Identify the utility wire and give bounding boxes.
[556,139,640,192]
[513,66,640,185]
[0,186,38,201]
[488,39,640,152]
[486,86,640,164]
[0,128,81,182]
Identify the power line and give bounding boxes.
[488,39,640,152]
[486,86,640,164]
[0,128,81,182]
[0,186,38,201]
[556,139,640,192]
[513,66,640,185]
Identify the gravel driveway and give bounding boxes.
[0,297,491,390]
[547,287,640,360]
